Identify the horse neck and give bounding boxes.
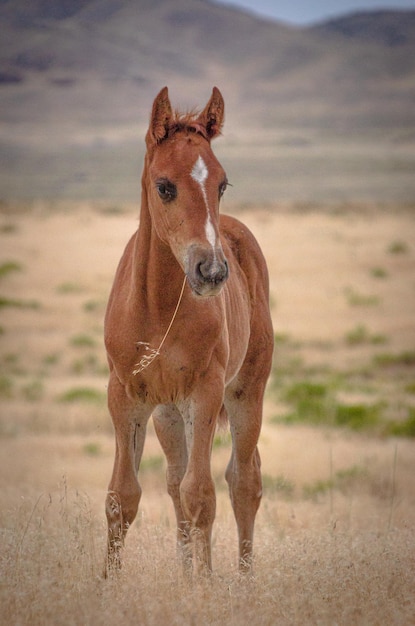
[134,184,184,317]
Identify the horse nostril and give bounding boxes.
[222,259,229,281]
[214,259,228,284]
[196,261,208,280]
[197,258,228,284]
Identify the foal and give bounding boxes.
[104,87,273,574]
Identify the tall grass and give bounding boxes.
[1,484,414,625]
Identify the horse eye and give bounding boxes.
[156,180,177,202]
[219,180,228,199]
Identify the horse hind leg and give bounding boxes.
[225,392,264,572]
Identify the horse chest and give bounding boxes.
[124,344,218,405]
[116,306,246,406]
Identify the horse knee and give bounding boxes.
[166,466,185,499]
[106,485,141,532]
[180,473,216,530]
[227,454,262,513]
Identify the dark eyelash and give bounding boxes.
[219,180,231,198]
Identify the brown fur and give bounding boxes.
[104,87,273,575]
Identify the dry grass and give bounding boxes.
[1,201,415,624]
[1,474,414,625]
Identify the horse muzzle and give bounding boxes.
[185,244,229,297]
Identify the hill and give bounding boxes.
[0,0,414,202]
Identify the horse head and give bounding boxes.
[143,87,229,297]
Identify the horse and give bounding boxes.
[104,86,274,575]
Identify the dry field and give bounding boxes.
[0,200,414,625]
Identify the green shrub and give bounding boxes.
[279,381,331,425]
[57,387,106,404]
[140,455,164,472]
[262,473,294,498]
[56,282,85,294]
[370,266,388,279]
[388,240,409,254]
[21,379,44,402]
[69,334,96,348]
[0,375,13,399]
[0,261,22,279]
[385,408,415,438]
[345,324,387,346]
[83,442,102,456]
[0,296,40,309]
[334,403,381,430]
[374,352,415,368]
[344,287,380,307]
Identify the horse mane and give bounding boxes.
[166,108,209,140]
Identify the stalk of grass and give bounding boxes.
[388,444,398,530]
[16,493,45,563]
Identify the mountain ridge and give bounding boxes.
[0,1,414,202]
[1,2,414,130]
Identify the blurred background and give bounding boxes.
[1,3,415,622]
[1,0,414,205]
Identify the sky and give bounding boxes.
[214,0,415,25]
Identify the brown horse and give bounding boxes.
[104,86,273,575]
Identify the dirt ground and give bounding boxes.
[0,201,414,624]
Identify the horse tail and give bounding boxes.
[217,404,228,431]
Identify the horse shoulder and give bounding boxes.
[220,214,269,295]
[220,214,273,386]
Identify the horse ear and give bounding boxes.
[147,86,173,145]
[198,86,225,140]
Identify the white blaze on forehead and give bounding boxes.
[190,155,217,250]
[191,155,208,185]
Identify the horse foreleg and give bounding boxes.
[105,374,152,575]
[152,405,191,569]
[179,392,221,574]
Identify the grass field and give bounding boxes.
[0,201,414,624]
